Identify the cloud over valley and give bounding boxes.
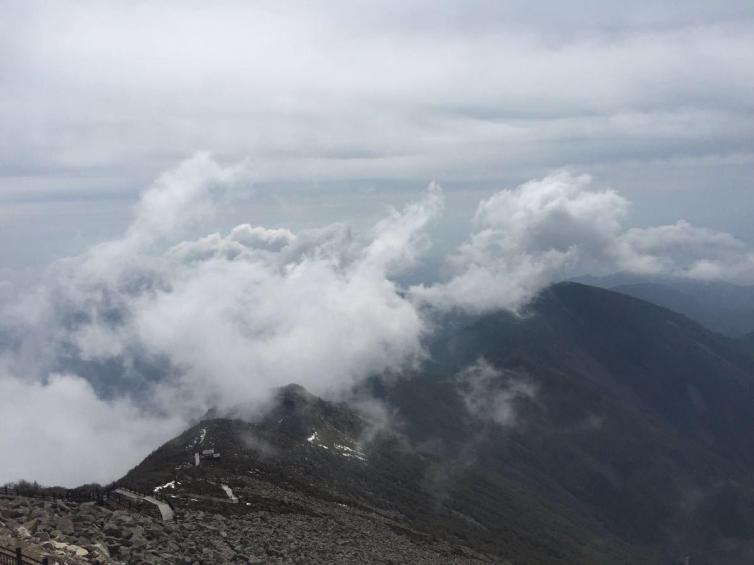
[1,155,753,485]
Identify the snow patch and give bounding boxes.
[308,431,330,450]
[153,480,177,493]
[221,484,239,503]
[308,432,364,459]
[334,443,367,462]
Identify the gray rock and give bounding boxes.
[55,515,74,535]
[131,533,148,550]
[103,523,123,537]
[22,518,39,534]
[6,507,26,519]
[93,540,111,558]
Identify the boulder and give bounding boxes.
[130,533,148,550]
[93,542,111,559]
[103,523,123,537]
[50,540,89,557]
[21,518,39,534]
[55,515,74,535]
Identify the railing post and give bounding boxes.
[42,558,49,565]
[15,547,22,565]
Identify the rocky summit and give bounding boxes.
[0,490,482,564]
[0,385,490,564]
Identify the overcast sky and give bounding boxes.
[1,0,753,273]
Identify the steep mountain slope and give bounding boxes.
[432,282,754,459]
[119,283,754,565]
[120,384,647,564]
[408,282,754,564]
[117,386,492,563]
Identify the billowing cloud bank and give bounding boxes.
[0,155,442,485]
[0,374,185,487]
[411,172,754,312]
[2,155,753,485]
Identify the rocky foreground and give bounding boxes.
[0,493,488,564]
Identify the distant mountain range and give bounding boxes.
[116,283,754,564]
[575,274,754,337]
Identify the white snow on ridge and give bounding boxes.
[334,444,356,453]
[334,443,367,462]
[221,484,239,503]
[153,481,177,493]
[307,431,365,460]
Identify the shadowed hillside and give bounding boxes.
[402,282,754,564]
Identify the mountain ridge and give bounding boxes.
[110,283,754,563]
[6,282,754,564]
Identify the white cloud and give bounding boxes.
[411,171,754,313]
[0,1,752,278]
[616,221,754,281]
[168,225,296,263]
[364,182,444,275]
[130,152,249,244]
[131,170,442,413]
[0,1,752,199]
[0,372,184,486]
[3,155,754,486]
[457,359,536,427]
[1,155,442,466]
[410,172,627,312]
